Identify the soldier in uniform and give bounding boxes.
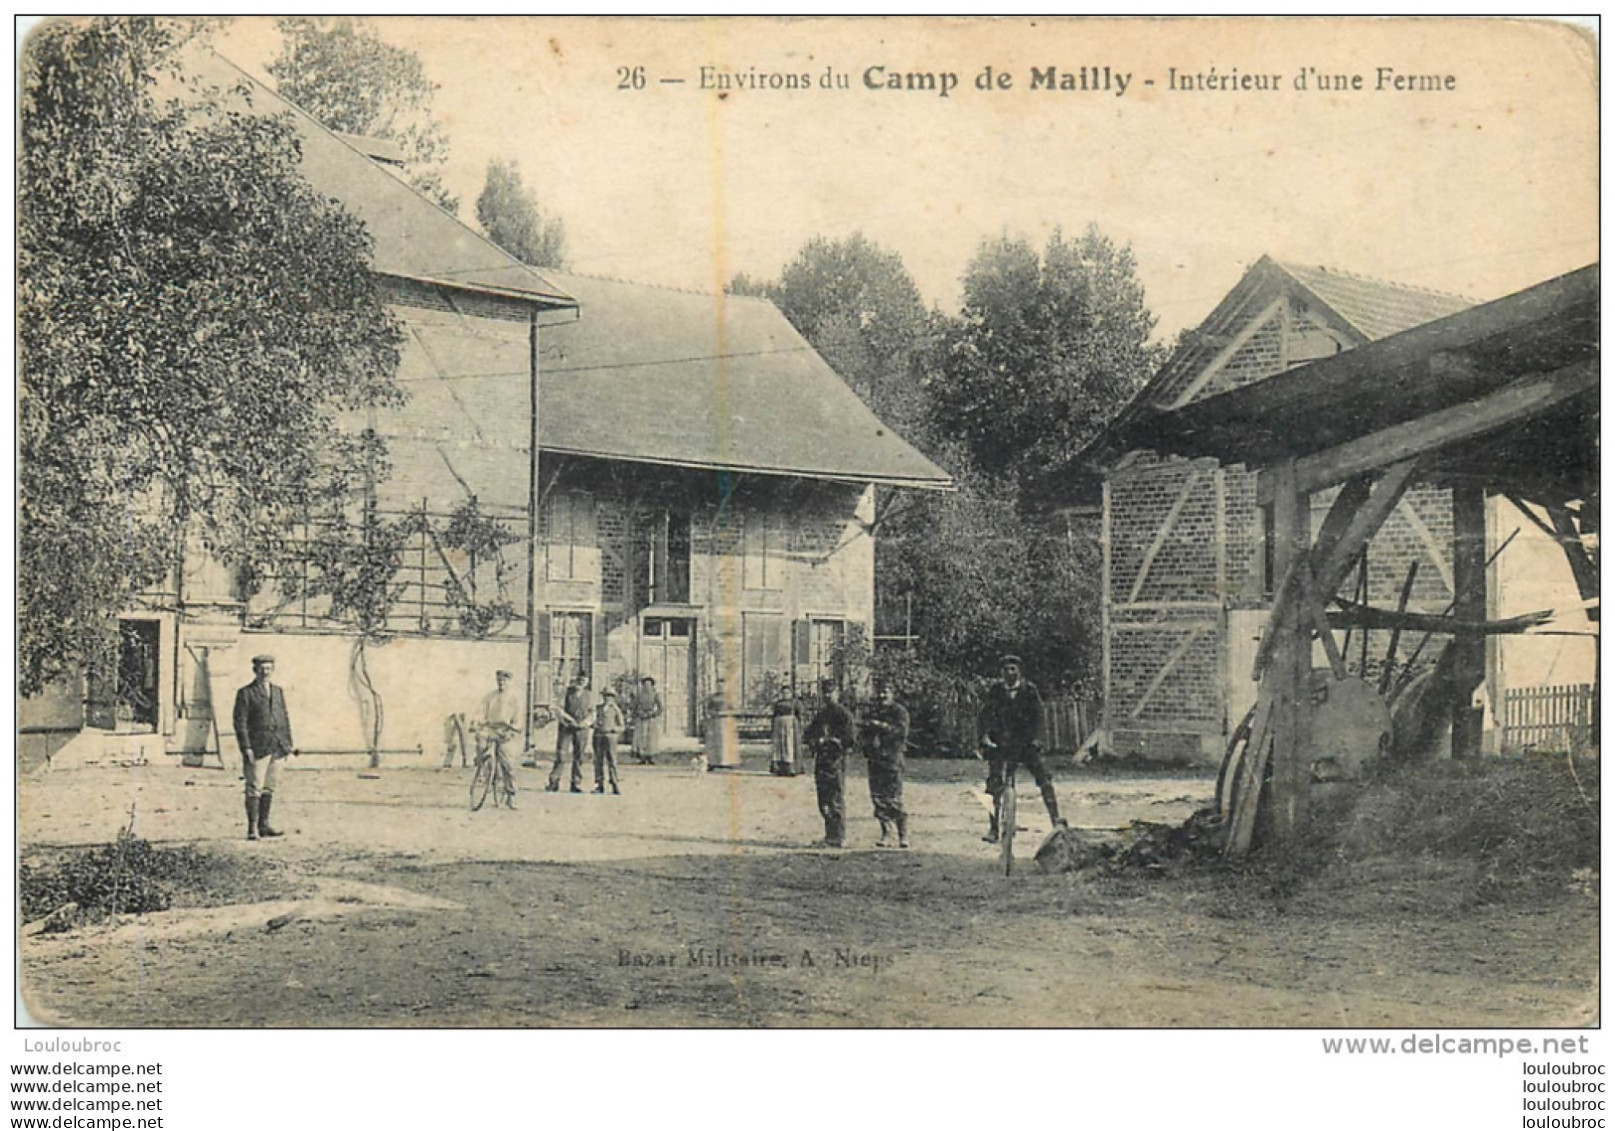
[979,654,1066,842]
[803,681,856,848]
[232,654,295,841]
[861,682,911,848]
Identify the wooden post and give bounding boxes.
[1450,485,1486,758]
[1267,461,1311,846]
[524,310,545,758]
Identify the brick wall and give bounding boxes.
[1105,296,1457,764]
[1214,312,1285,393]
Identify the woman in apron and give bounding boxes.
[631,676,664,764]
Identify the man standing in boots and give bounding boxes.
[978,654,1066,843]
[861,682,911,848]
[803,681,856,848]
[232,655,295,841]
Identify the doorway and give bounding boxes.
[86,618,162,732]
[640,616,696,738]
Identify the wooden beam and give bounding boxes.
[1548,503,1600,609]
[1301,564,1348,680]
[1267,461,1311,847]
[1127,626,1209,721]
[1450,485,1487,758]
[1224,687,1275,854]
[1377,560,1420,697]
[1127,469,1202,605]
[1169,297,1287,408]
[1249,475,1369,684]
[1329,599,1552,635]
[1291,360,1597,495]
[1317,460,1421,596]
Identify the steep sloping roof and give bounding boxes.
[1274,260,1475,343]
[1113,264,1598,504]
[374,272,954,511]
[203,50,574,309]
[1044,256,1481,501]
[1145,256,1476,411]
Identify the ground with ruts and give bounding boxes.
[18,755,1598,1027]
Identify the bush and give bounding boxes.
[19,830,222,929]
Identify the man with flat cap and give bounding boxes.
[477,669,520,808]
[232,654,295,841]
[978,654,1066,843]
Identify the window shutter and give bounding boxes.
[535,610,552,663]
[591,611,610,693]
[792,620,811,665]
[578,494,598,548]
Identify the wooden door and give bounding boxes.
[640,616,696,737]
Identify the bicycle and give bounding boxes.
[982,738,1018,876]
[469,723,518,812]
[996,762,1018,876]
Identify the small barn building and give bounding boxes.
[1059,256,1593,766]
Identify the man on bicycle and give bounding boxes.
[978,654,1065,843]
[477,670,520,809]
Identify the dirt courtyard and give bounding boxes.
[18,753,1598,1028]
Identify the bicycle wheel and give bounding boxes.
[469,755,494,812]
[999,774,1017,876]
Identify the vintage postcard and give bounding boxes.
[14,14,1599,1105]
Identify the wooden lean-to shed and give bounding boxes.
[1070,257,1476,766]
[1108,264,1598,850]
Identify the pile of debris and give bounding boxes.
[1034,807,1224,875]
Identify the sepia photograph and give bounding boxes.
[11,12,1601,1115]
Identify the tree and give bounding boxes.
[931,224,1163,487]
[267,17,457,212]
[475,158,568,270]
[19,17,404,695]
[729,233,935,439]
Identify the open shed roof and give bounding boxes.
[1112,264,1599,505]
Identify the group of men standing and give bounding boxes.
[802,681,910,849]
[800,653,1066,851]
[231,653,1063,853]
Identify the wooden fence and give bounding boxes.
[1501,683,1597,754]
[932,692,1101,756]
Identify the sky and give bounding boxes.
[210,16,1599,339]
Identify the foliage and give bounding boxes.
[20,826,308,930]
[930,224,1163,487]
[475,158,568,269]
[437,497,520,636]
[19,17,404,696]
[739,225,1155,724]
[730,233,936,439]
[268,17,457,212]
[20,828,182,926]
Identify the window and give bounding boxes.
[742,613,789,708]
[646,510,691,604]
[545,493,596,581]
[547,611,593,697]
[743,512,784,591]
[807,618,845,688]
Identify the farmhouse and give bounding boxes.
[25,51,951,770]
[1055,256,1594,766]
